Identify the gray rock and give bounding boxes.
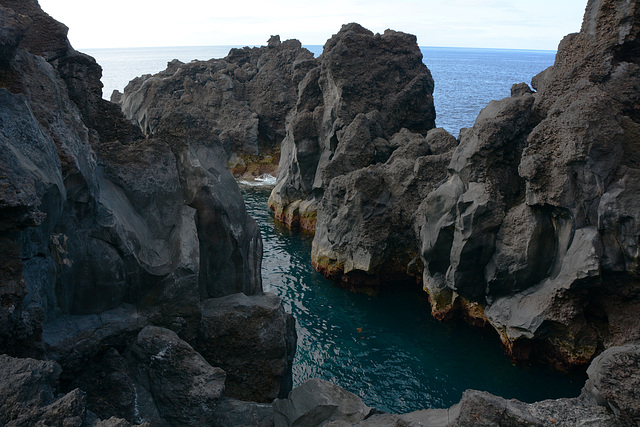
[197,293,297,402]
[584,344,640,424]
[269,22,436,231]
[311,128,455,287]
[272,378,373,426]
[0,354,88,426]
[212,397,275,427]
[115,36,315,178]
[127,326,226,426]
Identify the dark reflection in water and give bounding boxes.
[242,186,585,413]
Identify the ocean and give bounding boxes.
[85,45,556,137]
[85,45,583,413]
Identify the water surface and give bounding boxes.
[243,186,585,414]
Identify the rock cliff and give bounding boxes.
[268,23,436,233]
[114,35,316,179]
[267,0,640,371]
[0,0,295,424]
[416,0,640,369]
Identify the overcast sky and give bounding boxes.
[38,0,587,51]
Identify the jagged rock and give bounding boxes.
[311,128,455,287]
[0,354,88,426]
[269,23,436,232]
[0,0,267,370]
[272,378,374,426]
[114,37,316,178]
[211,397,275,427]
[0,1,296,424]
[583,344,640,424]
[126,326,226,426]
[69,348,137,421]
[408,0,640,368]
[197,293,297,402]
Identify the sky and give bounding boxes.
[38,0,588,51]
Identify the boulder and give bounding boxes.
[583,344,640,424]
[272,378,373,426]
[126,326,226,426]
[0,354,88,426]
[197,293,297,402]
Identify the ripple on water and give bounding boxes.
[242,186,586,414]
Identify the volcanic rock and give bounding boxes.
[114,36,316,179]
[0,0,294,422]
[126,326,226,426]
[269,23,436,232]
[197,292,297,403]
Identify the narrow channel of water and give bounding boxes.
[241,186,586,414]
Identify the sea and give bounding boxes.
[84,45,585,413]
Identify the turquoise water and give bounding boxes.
[242,187,586,413]
[87,44,583,413]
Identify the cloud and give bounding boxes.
[38,0,587,50]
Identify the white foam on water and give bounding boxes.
[238,173,277,188]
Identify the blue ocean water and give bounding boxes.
[242,187,585,413]
[87,45,582,413]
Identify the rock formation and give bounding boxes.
[415,0,640,369]
[113,35,316,179]
[0,0,295,424]
[273,345,640,426]
[268,23,436,233]
[266,0,640,372]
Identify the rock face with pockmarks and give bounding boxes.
[0,1,295,423]
[268,23,436,233]
[114,35,316,179]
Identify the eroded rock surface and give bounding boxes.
[269,23,436,233]
[114,35,316,179]
[0,0,294,424]
[414,0,640,368]
[274,345,639,426]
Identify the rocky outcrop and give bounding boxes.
[266,0,640,370]
[0,354,88,427]
[413,0,640,369]
[197,293,297,403]
[274,345,640,425]
[114,35,316,179]
[268,23,436,233]
[312,128,456,288]
[0,0,295,424]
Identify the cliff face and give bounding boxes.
[0,0,295,423]
[268,23,437,233]
[268,0,640,370]
[417,0,640,368]
[114,36,316,179]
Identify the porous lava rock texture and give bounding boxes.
[0,0,295,424]
[268,23,436,234]
[416,0,640,369]
[114,35,316,179]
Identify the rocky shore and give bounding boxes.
[1,0,640,425]
[268,0,640,373]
